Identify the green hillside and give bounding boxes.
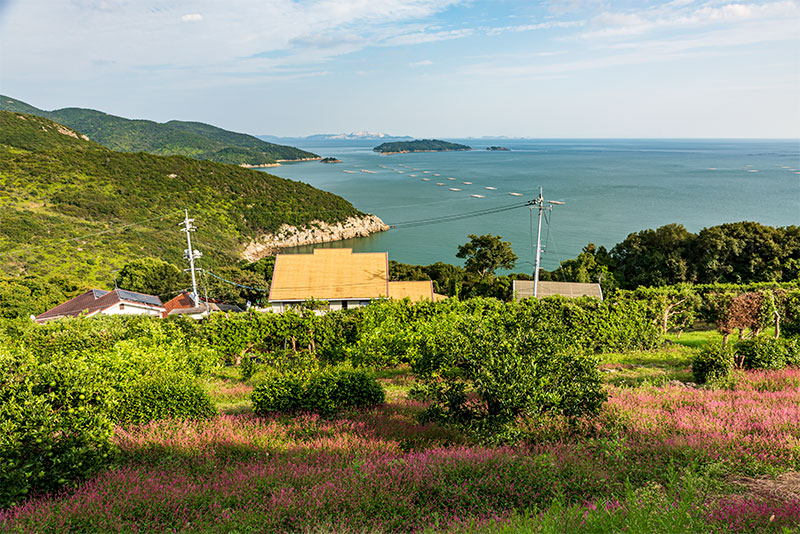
[0,96,318,166]
[0,111,360,285]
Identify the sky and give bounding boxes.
[1,0,798,138]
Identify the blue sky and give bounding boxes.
[0,0,798,137]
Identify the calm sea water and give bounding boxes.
[259,139,800,272]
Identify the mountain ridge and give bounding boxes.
[0,111,376,285]
[0,96,318,166]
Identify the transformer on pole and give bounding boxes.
[527,188,564,298]
[179,209,202,305]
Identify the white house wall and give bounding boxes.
[100,302,165,317]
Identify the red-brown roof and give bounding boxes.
[35,289,164,323]
[163,292,195,316]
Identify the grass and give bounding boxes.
[597,329,724,387]
[4,329,800,533]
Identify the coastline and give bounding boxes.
[240,162,280,168]
[242,214,389,261]
[277,157,322,162]
[240,157,322,169]
[375,149,472,155]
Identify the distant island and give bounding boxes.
[320,157,341,163]
[308,131,413,141]
[487,146,510,151]
[373,139,472,154]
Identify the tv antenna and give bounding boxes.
[526,187,565,298]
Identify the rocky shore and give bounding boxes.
[242,214,389,260]
[240,157,322,169]
[377,148,472,155]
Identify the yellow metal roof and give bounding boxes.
[388,281,434,302]
[513,280,603,300]
[269,248,388,301]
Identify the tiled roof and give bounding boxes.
[513,280,603,300]
[388,281,435,302]
[269,248,388,301]
[163,292,195,315]
[35,289,164,323]
[163,291,244,317]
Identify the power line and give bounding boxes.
[387,201,529,229]
[203,269,270,292]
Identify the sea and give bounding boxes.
[258,139,800,272]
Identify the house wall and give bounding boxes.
[100,302,165,317]
[268,299,373,314]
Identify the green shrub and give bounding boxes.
[412,310,605,432]
[0,350,116,508]
[784,338,800,366]
[251,366,385,416]
[114,373,217,425]
[302,368,341,415]
[332,367,386,409]
[251,373,304,415]
[736,336,790,370]
[692,340,735,384]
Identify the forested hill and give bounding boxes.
[373,139,472,154]
[0,96,318,166]
[0,111,360,284]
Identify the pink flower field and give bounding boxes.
[3,369,799,533]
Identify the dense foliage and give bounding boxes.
[609,222,800,287]
[252,366,385,416]
[411,300,607,433]
[0,111,361,285]
[692,335,800,383]
[455,233,518,279]
[115,257,186,298]
[0,349,117,508]
[0,96,318,165]
[115,373,216,425]
[372,139,471,153]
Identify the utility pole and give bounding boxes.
[527,187,564,298]
[179,209,202,305]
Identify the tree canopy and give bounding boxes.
[456,234,517,279]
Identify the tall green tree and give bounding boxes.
[456,234,518,280]
[550,243,616,294]
[115,257,186,298]
[692,222,786,283]
[611,223,695,288]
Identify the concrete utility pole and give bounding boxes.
[527,187,564,298]
[179,209,202,305]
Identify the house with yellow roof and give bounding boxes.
[267,248,444,313]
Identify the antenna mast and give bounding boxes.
[527,187,564,298]
[179,209,202,305]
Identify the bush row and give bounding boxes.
[692,336,800,383]
[0,336,219,508]
[251,366,385,416]
[616,283,800,338]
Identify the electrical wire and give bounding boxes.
[388,201,529,228]
[203,270,270,292]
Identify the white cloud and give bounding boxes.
[409,59,434,66]
[383,28,473,46]
[463,13,799,80]
[582,1,800,39]
[487,19,585,36]
[0,0,470,81]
